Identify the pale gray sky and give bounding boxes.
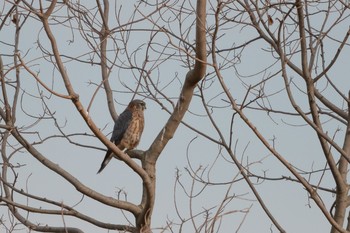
[1,1,350,233]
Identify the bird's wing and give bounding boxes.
[110,109,133,144]
[97,109,132,174]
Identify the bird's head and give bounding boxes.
[128,99,146,111]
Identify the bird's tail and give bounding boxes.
[97,150,112,174]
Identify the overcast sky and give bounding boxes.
[1,1,350,233]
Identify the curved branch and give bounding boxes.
[10,127,141,215]
[0,177,136,231]
[10,208,84,233]
[147,0,207,160]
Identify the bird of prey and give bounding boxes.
[97,99,146,173]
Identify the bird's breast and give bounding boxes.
[120,116,144,150]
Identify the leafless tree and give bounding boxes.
[1,0,350,233]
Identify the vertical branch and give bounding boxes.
[296,2,349,231]
[190,0,207,85]
[96,0,118,121]
[331,93,350,233]
[278,26,348,232]
[0,57,12,124]
[12,4,21,125]
[297,0,347,193]
[137,0,207,231]
[147,0,207,160]
[295,0,310,80]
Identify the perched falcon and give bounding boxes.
[97,99,146,173]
